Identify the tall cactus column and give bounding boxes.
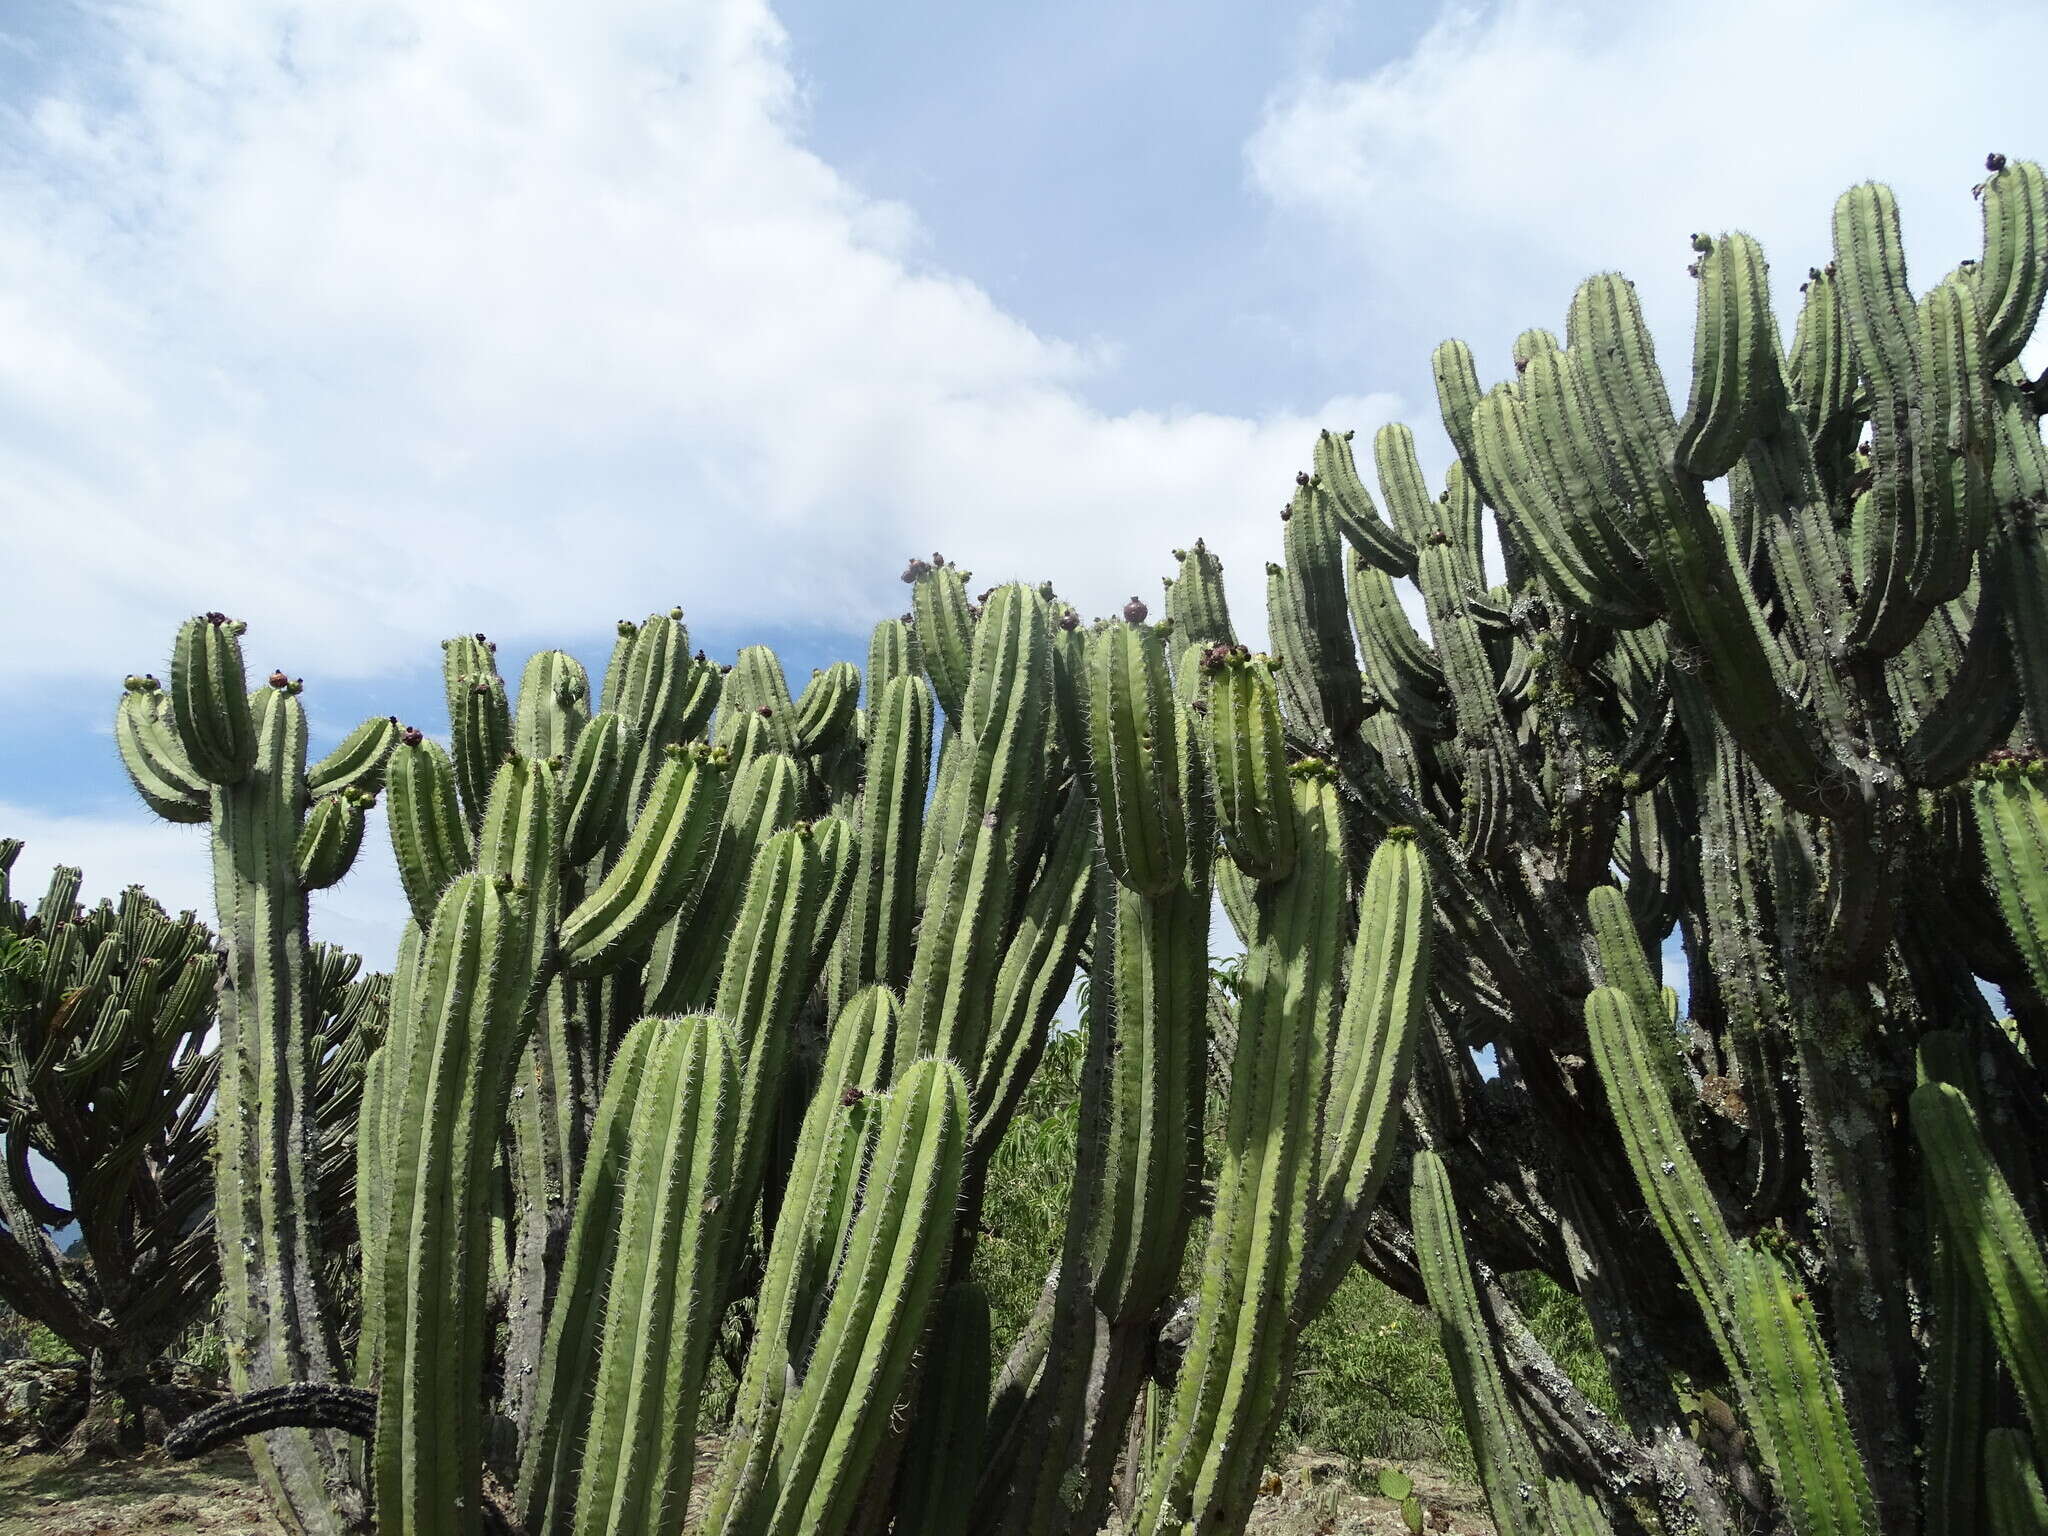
[121,617,395,1534]
[1134,763,1347,1536]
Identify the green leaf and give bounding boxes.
[1402,1493,1425,1533]
[1377,1467,1415,1502]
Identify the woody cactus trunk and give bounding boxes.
[122,156,2048,1536]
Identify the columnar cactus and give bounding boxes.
[118,624,394,1533]
[122,152,2048,1536]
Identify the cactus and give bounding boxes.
[1134,775,1429,1536]
[568,1016,735,1536]
[1986,1427,2048,1536]
[749,1057,970,1536]
[1913,1079,2048,1467]
[0,846,375,1455]
[1411,1148,1552,1536]
[103,156,2048,1536]
[119,621,392,1532]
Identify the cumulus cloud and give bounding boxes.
[2,0,1386,693]
[1249,0,2048,425]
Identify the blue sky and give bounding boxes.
[3,0,2043,975]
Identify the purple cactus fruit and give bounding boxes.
[1122,596,1149,624]
[1988,151,2008,173]
[268,670,290,688]
[402,727,424,748]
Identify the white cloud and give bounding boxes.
[3,0,1384,694]
[1250,0,2048,422]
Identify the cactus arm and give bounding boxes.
[1725,1243,1881,1536]
[698,988,895,1534]
[1164,539,1237,648]
[1986,1427,2048,1536]
[569,1017,736,1536]
[643,750,797,1013]
[169,615,257,785]
[1912,1079,2048,1468]
[1273,479,1368,741]
[295,792,370,892]
[1200,649,1297,882]
[893,1282,992,1536]
[912,564,976,725]
[1675,231,1784,480]
[1087,620,1189,898]
[1567,275,1834,810]
[793,660,862,756]
[557,745,728,979]
[1431,338,1487,489]
[557,710,631,865]
[1314,427,1415,576]
[386,736,475,927]
[865,616,922,701]
[1347,557,1451,739]
[1585,985,1740,1358]
[372,872,538,1536]
[836,674,932,1005]
[601,612,699,812]
[1911,276,1994,609]
[725,644,801,754]
[1916,1033,1999,1535]
[1137,770,1345,1535]
[899,583,1052,1069]
[1832,182,1936,657]
[756,1058,969,1536]
[509,648,590,761]
[1297,829,1430,1323]
[1902,578,2018,784]
[969,788,1096,1155]
[1411,1148,1553,1536]
[114,682,211,822]
[1499,356,1655,618]
[1974,158,2048,372]
[1470,383,1641,626]
[441,635,512,833]
[1989,366,2048,746]
[712,821,839,1269]
[513,1022,661,1536]
[1976,765,2048,1000]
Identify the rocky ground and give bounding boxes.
[0,1445,275,1535]
[0,1443,1493,1535]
